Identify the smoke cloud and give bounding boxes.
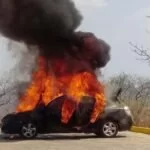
[0,0,82,46]
[0,0,110,70]
[75,32,110,69]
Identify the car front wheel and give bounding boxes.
[95,120,118,138]
[20,122,37,139]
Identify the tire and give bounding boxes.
[95,120,118,138]
[20,122,38,139]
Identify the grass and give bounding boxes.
[123,100,150,128]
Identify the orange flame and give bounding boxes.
[17,56,106,124]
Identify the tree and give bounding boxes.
[105,73,136,102]
[129,16,150,64]
[105,73,150,107]
[0,38,38,120]
[0,79,28,107]
[130,42,150,64]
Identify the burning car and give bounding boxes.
[0,0,133,140]
[1,96,133,139]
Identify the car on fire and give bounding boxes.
[0,96,133,139]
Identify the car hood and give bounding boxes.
[105,104,122,109]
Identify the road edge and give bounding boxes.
[130,126,150,134]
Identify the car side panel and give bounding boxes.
[98,108,133,131]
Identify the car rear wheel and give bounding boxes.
[95,120,118,138]
[20,122,37,139]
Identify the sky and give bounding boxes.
[0,0,150,79]
[75,0,150,78]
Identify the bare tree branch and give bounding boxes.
[129,42,150,63]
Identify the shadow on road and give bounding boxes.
[0,134,126,142]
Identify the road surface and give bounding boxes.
[0,132,150,150]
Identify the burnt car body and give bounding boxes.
[1,96,133,138]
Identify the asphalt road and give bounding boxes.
[0,132,150,150]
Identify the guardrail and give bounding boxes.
[130,126,150,134]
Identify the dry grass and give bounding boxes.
[123,100,150,127]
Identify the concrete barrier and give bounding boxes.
[130,126,150,134]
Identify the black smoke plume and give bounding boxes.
[0,0,82,47]
[0,0,110,69]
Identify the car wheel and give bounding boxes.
[95,120,118,138]
[20,122,37,139]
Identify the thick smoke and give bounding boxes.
[0,0,82,47]
[75,32,110,69]
[0,0,110,69]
